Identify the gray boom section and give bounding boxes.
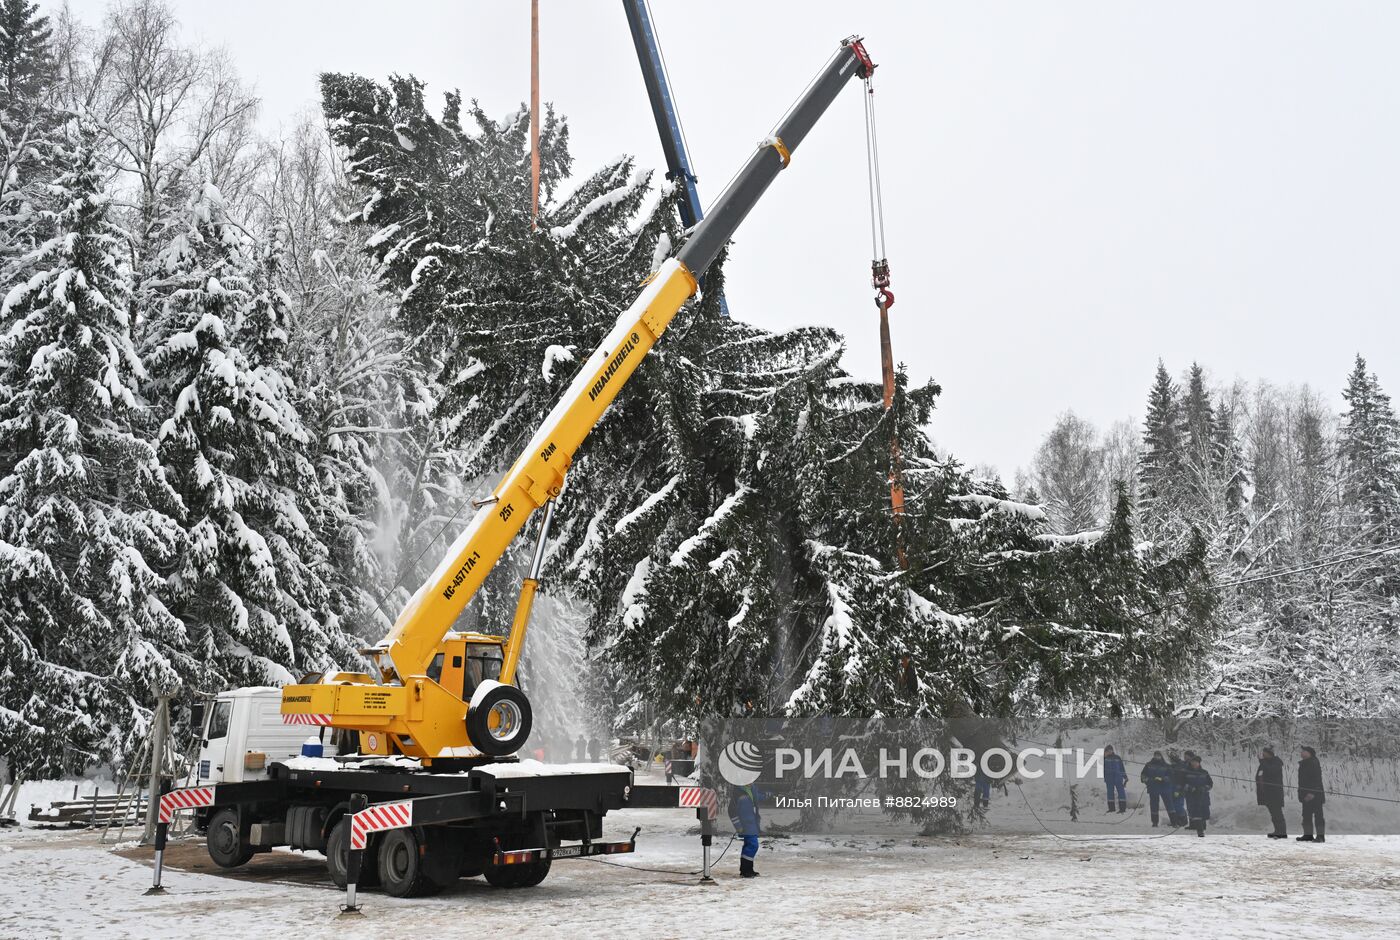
[676,42,866,278]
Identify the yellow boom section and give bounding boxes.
[382,259,698,679]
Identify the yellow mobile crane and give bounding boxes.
[281,37,880,761]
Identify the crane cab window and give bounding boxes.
[426,653,444,684]
[463,644,504,698]
[206,700,232,741]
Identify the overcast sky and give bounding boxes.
[63,1,1400,475]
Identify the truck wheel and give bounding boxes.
[484,858,549,888]
[377,828,445,898]
[483,862,523,888]
[517,857,551,887]
[325,817,380,889]
[206,808,254,868]
[466,683,533,757]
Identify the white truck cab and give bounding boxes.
[196,687,338,785]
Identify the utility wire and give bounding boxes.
[1169,540,1400,597]
[1016,737,1400,806]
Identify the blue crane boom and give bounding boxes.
[621,0,730,317]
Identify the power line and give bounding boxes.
[1018,737,1400,806]
[1169,540,1400,597]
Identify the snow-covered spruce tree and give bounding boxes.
[0,0,58,278]
[0,119,184,775]
[319,73,646,741]
[1339,355,1400,545]
[243,227,382,653]
[320,73,1214,739]
[1334,357,1400,707]
[251,117,398,641]
[1139,360,1188,545]
[319,75,584,629]
[0,0,52,105]
[142,181,357,688]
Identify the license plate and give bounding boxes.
[551,845,583,858]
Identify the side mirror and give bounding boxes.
[190,702,206,730]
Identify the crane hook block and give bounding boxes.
[876,288,895,309]
[871,258,891,289]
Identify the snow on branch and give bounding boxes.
[542,344,576,382]
[549,168,647,241]
[1034,530,1105,547]
[948,492,1047,522]
[614,475,680,536]
[670,485,751,567]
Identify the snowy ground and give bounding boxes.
[3,807,1398,939]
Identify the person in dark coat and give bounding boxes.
[1140,750,1173,827]
[1102,745,1128,813]
[1255,746,1287,838]
[1182,753,1213,837]
[973,768,992,809]
[728,783,763,877]
[1167,749,1189,827]
[1296,746,1326,843]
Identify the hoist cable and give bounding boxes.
[862,77,889,262]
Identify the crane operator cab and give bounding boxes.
[335,631,533,761]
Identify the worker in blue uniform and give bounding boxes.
[729,783,763,878]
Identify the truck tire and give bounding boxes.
[377,828,446,898]
[483,862,522,888]
[325,816,380,889]
[466,684,533,757]
[206,808,255,869]
[517,857,551,887]
[484,858,550,888]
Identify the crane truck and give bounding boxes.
[151,35,879,902]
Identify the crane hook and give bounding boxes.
[871,258,893,309]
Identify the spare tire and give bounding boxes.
[466,682,533,757]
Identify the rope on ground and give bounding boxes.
[1011,782,1187,843]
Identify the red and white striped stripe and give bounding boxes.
[159,786,215,823]
[349,800,413,851]
[677,786,719,819]
[282,712,333,726]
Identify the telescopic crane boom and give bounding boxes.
[282,37,877,760]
